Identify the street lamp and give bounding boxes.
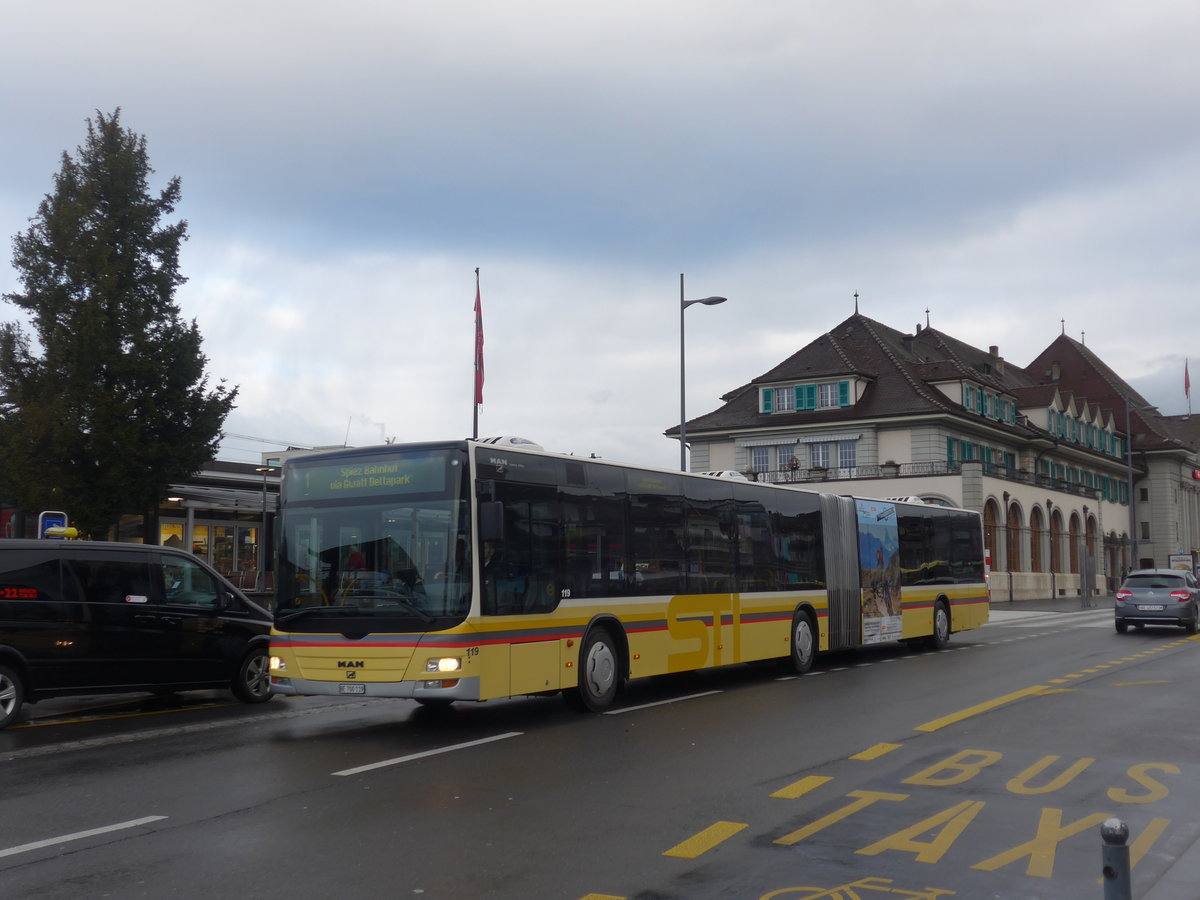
[255,466,277,592]
[679,273,728,472]
[1123,399,1156,571]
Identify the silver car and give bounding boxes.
[1114,569,1200,634]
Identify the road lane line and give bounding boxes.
[851,742,902,761]
[331,732,523,776]
[663,821,747,858]
[771,775,833,799]
[0,816,167,859]
[914,685,1052,733]
[603,691,722,714]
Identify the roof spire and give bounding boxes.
[854,291,859,314]
[925,307,930,328]
[1061,318,1066,335]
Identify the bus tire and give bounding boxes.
[0,664,25,730]
[927,601,951,650]
[790,610,816,675]
[231,647,273,704]
[566,627,621,712]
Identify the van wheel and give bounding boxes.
[565,628,620,712]
[0,664,25,729]
[231,648,273,703]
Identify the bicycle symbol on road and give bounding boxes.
[761,876,955,900]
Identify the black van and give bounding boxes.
[0,539,273,729]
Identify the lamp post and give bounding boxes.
[679,273,728,472]
[1123,399,1156,570]
[255,466,277,592]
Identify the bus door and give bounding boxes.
[819,494,860,651]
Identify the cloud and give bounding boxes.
[2,1,1199,470]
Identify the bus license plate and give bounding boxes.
[339,683,367,695]
[1138,604,1164,611]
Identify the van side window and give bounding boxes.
[0,554,71,620]
[160,556,220,609]
[68,558,159,605]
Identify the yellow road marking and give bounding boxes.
[663,821,747,858]
[851,742,902,761]
[771,775,833,799]
[914,685,1052,733]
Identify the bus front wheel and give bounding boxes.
[790,611,816,675]
[566,628,621,712]
[927,602,951,650]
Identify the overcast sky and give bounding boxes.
[3,1,1198,470]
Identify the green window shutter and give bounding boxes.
[794,385,804,410]
[838,381,850,407]
[946,436,956,463]
[964,385,974,409]
[761,388,773,414]
[804,384,817,410]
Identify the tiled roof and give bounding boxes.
[671,313,1199,458]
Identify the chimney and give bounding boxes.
[989,345,1005,375]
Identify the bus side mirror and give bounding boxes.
[479,502,505,543]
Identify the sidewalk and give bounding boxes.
[989,593,1111,614]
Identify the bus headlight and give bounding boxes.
[270,656,287,672]
[426,657,462,673]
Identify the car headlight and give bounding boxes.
[270,656,287,672]
[426,657,462,673]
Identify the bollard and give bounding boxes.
[1101,817,1132,900]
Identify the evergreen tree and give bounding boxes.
[0,109,236,538]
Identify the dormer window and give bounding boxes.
[760,381,852,414]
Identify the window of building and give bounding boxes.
[837,441,856,469]
[774,387,794,412]
[818,383,839,408]
[1140,521,1150,541]
[750,446,770,474]
[1139,487,1148,502]
[810,442,829,468]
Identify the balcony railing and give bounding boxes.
[750,460,1104,500]
[754,461,960,484]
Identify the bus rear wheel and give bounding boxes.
[566,628,620,712]
[790,610,816,674]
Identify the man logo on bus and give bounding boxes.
[337,661,364,668]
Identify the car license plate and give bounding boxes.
[338,683,367,695]
[1138,604,1164,611]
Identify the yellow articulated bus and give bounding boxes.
[268,439,988,712]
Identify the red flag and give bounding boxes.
[473,271,484,405]
[1186,359,1191,400]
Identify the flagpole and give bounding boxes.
[473,268,482,440]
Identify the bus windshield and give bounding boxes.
[274,445,472,632]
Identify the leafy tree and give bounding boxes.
[0,109,236,538]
